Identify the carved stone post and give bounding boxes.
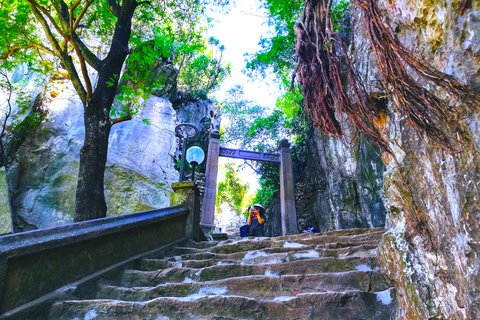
[170,182,200,241]
[279,139,298,235]
[200,129,221,235]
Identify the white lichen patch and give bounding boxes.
[243,250,268,261]
[294,250,320,259]
[186,286,228,299]
[355,264,380,272]
[376,289,393,305]
[182,277,195,283]
[283,241,305,248]
[84,309,98,320]
[264,268,279,277]
[273,296,296,302]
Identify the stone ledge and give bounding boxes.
[0,205,188,258]
[0,205,189,316]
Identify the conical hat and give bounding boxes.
[253,204,266,215]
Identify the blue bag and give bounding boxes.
[240,224,249,237]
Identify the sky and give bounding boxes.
[205,0,281,209]
[207,0,278,109]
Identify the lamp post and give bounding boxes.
[186,146,205,181]
[175,123,199,182]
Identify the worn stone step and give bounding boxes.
[121,256,380,287]
[276,227,385,239]
[141,245,377,271]
[49,288,396,320]
[98,270,391,302]
[173,247,207,255]
[141,258,238,270]
[157,242,378,266]
[208,233,384,255]
[183,239,221,249]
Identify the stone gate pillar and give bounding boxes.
[200,129,221,234]
[170,182,200,241]
[279,139,298,235]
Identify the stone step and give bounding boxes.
[271,228,385,242]
[141,246,376,271]
[97,270,391,302]
[285,227,385,238]
[49,288,396,320]
[47,227,395,319]
[207,232,384,255]
[182,239,221,249]
[142,245,377,271]
[121,256,380,287]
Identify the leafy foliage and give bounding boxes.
[245,0,304,84]
[1,0,230,112]
[0,0,232,221]
[220,83,308,208]
[215,161,254,217]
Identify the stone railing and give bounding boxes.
[0,204,191,320]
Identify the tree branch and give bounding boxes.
[73,0,95,31]
[136,1,151,6]
[106,0,121,17]
[30,3,87,104]
[69,0,83,32]
[62,53,88,105]
[459,0,471,15]
[0,70,13,167]
[68,0,93,98]
[26,0,68,40]
[111,114,132,125]
[52,0,71,29]
[28,3,63,55]
[71,34,101,70]
[0,44,55,59]
[67,0,101,70]
[70,34,93,99]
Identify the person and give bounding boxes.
[247,204,266,236]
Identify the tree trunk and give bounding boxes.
[73,3,135,222]
[74,100,111,222]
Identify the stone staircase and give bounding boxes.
[48,228,396,320]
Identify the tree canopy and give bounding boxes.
[0,0,230,222]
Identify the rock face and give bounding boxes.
[346,1,480,319]
[0,167,12,234]
[296,131,386,233]
[48,228,396,320]
[291,1,480,318]
[6,86,179,231]
[2,65,216,232]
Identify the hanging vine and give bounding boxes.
[459,0,471,15]
[294,0,391,152]
[295,0,480,153]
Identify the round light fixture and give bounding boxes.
[186,146,205,165]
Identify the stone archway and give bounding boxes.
[200,130,297,235]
